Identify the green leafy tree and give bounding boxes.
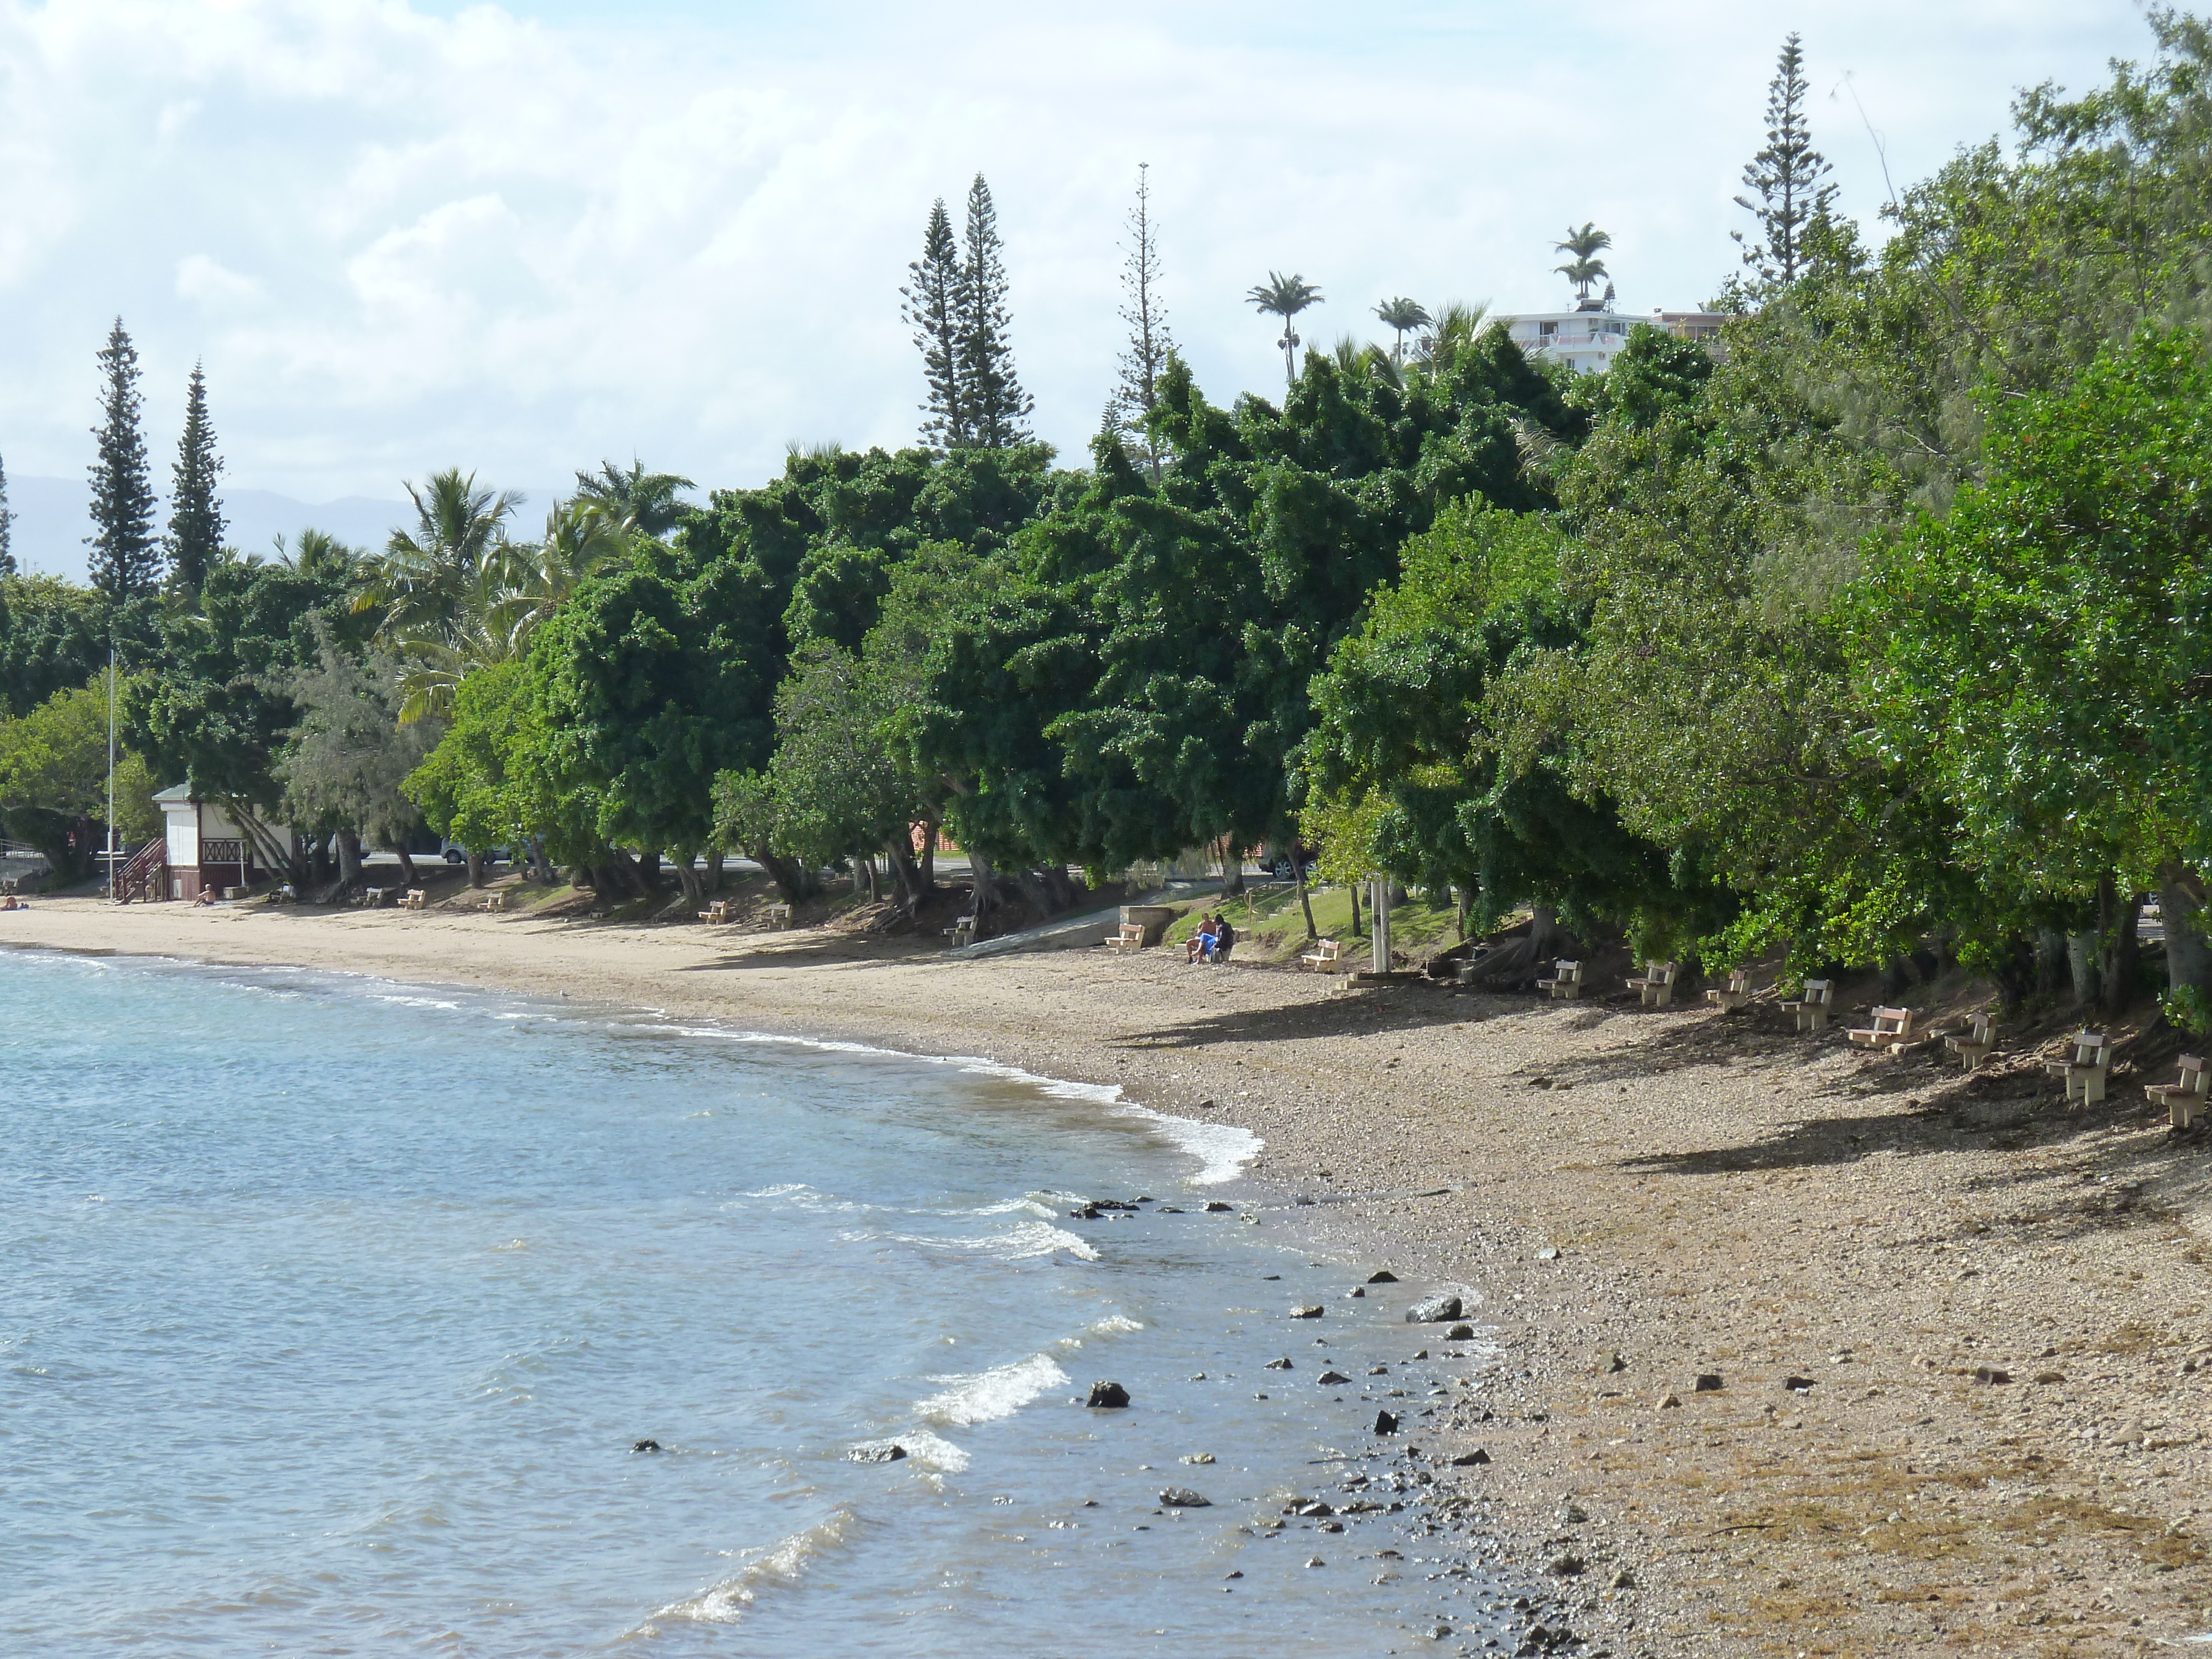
[0,679,159,878]
[406,660,573,884]
[165,361,226,598]
[1858,325,2212,1011]
[273,622,438,888]
[1246,271,1322,387]
[86,318,161,606]
[0,575,106,718]
[1731,33,1838,291]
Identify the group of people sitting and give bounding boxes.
[1184,912,1237,964]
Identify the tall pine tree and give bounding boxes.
[957,174,1032,448]
[86,317,160,604]
[901,199,971,451]
[1730,33,1838,290]
[0,450,15,578]
[1109,163,1175,480]
[166,360,226,597]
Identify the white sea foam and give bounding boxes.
[667,1026,1265,1186]
[844,1221,1099,1262]
[641,1507,857,1627]
[917,1352,1070,1426]
[850,1427,970,1473]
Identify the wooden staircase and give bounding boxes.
[112,838,168,903]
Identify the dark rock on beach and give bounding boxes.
[1157,1486,1211,1507]
[1316,1370,1351,1385]
[1068,1204,1102,1219]
[850,1443,907,1463]
[1450,1448,1491,1466]
[631,1438,661,1453]
[1373,1409,1400,1434]
[1405,1295,1462,1323]
[1446,1322,1475,1340]
[1695,1373,1724,1392]
[1366,1269,1399,1283]
[1087,1380,1131,1408]
[1264,1357,1294,1369]
[1291,1304,1325,1319]
[1204,1201,1234,1213]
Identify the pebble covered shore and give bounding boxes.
[10,898,2210,1655]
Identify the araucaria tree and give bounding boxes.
[0,449,15,577]
[901,199,971,450]
[86,318,160,606]
[901,176,1034,451]
[959,174,1033,447]
[166,361,226,598]
[1731,32,1837,289]
[1110,163,1176,474]
[1246,272,1322,388]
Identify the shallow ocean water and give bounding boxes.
[1,947,1498,1655]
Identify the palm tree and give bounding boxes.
[573,458,695,538]
[1330,335,1398,388]
[1246,272,1323,388]
[1373,297,1431,363]
[1553,223,1613,306]
[356,468,525,641]
[1412,301,1490,371]
[389,500,632,724]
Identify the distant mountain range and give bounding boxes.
[2,476,551,582]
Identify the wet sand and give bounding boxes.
[8,893,2210,1655]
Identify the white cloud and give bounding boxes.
[175,252,264,309]
[0,0,2162,580]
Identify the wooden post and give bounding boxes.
[1371,874,1392,974]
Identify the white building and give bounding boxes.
[1497,301,1731,374]
[138,784,267,901]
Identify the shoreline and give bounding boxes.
[9,897,2212,1654]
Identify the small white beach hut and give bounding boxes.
[150,784,265,900]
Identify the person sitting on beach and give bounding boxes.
[0,895,19,911]
[1186,914,1217,964]
[194,887,218,906]
[1209,915,1236,963]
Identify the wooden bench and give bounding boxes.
[766,902,793,930]
[1105,921,1145,951]
[698,898,732,924]
[2044,1030,2112,1107]
[943,915,975,948]
[1625,960,1678,1007]
[1301,937,1342,972]
[1705,968,1752,1013]
[1944,1011,1996,1071]
[481,891,507,913]
[1848,1005,1917,1052]
[2150,1055,2209,1130]
[1783,979,1834,1032]
[364,886,395,908]
[1535,959,1582,999]
[400,889,427,910]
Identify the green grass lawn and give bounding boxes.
[1160,883,1463,967]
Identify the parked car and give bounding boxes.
[440,842,511,865]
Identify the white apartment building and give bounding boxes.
[1497,302,1731,374]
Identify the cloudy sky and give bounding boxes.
[0,0,2158,575]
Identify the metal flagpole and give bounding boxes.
[106,638,117,898]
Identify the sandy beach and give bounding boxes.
[10,893,2210,1656]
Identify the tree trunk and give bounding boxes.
[673,855,703,907]
[918,819,937,895]
[1348,878,1363,938]
[968,848,996,926]
[1222,840,1245,896]
[530,838,556,885]
[2067,929,2100,1009]
[2161,860,2210,997]
[702,848,725,896]
[862,853,879,903]
[1454,884,1471,942]
[1293,853,1317,942]
[394,845,419,887]
[1529,905,1563,962]
[336,828,363,888]
[2101,874,2143,1016]
[466,850,485,889]
[756,849,816,907]
[638,848,662,890]
[2036,928,2067,998]
[884,834,924,912]
[606,846,649,898]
